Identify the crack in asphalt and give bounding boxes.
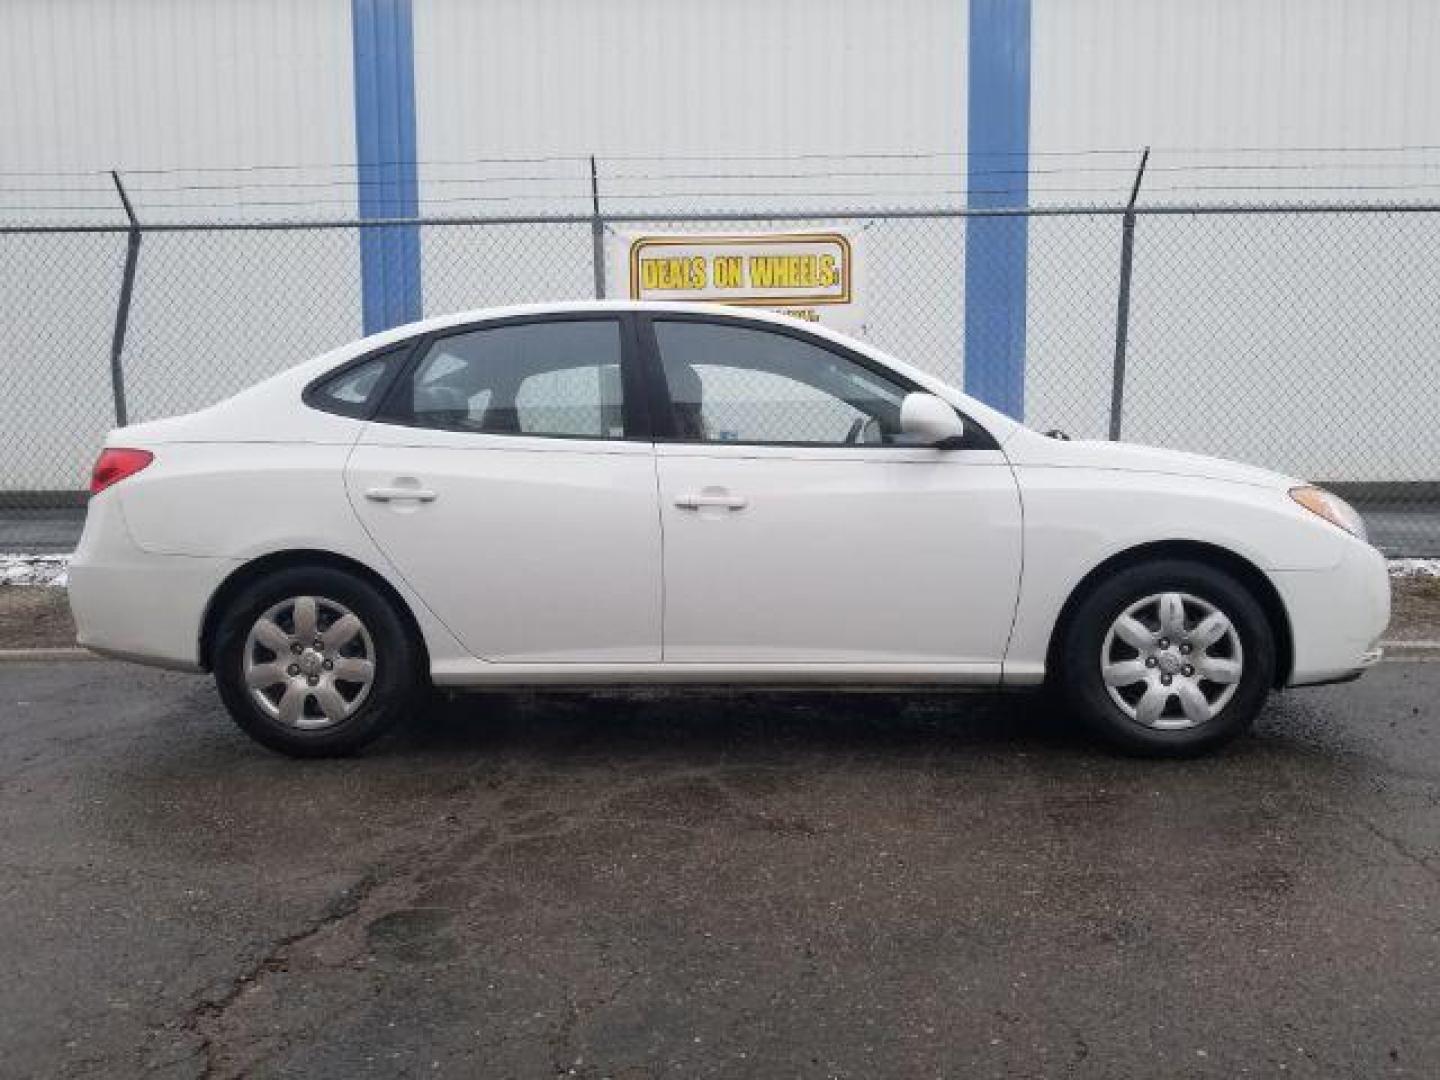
[162,760,770,1078]
[181,867,389,1079]
[61,679,1434,1078]
[548,970,643,1078]
[1268,732,1440,882]
[1342,808,1440,881]
[156,743,653,1077]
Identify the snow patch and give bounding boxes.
[1,554,70,588]
[1389,558,1440,578]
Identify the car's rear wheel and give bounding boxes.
[214,566,424,757]
[1057,559,1276,756]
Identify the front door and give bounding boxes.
[643,315,1022,670]
[346,315,662,663]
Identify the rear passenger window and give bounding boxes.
[307,349,401,418]
[404,319,625,438]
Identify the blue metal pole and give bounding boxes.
[963,0,1032,418]
[351,0,422,334]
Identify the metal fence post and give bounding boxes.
[589,155,607,299]
[1107,147,1150,441]
[108,170,141,428]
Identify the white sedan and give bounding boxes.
[69,302,1389,757]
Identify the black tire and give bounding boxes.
[1055,558,1276,757]
[213,566,424,757]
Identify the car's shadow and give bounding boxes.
[374,687,1158,773]
[140,668,1378,785]
[356,683,1395,800]
[91,673,1391,872]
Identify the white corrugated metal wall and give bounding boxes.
[1028,0,1440,478]
[0,0,361,489]
[414,0,966,160]
[0,0,355,188]
[3,0,1439,487]
[1034,0,1440,161]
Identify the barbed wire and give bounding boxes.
[15,147,1440,219]
[12,159,1440,207]
[19,183,1440,218]
[11,143,1440,180]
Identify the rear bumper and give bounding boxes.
[1272,540,1390,687]
[67,492,237,671]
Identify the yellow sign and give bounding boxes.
[612,229,865,331]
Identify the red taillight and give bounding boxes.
[90,448,154,496]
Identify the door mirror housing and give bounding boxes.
[899,392,964,447]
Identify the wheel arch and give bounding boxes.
[198,548,430,674]
[1044,539,1294,689]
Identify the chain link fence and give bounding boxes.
[1,204,1437,554]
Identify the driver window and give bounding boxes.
[652,320,908,445]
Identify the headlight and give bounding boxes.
[1289,485,1367,541]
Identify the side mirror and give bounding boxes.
[899,392,964,447]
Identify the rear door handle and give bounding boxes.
[365,486,437,503]
[674,490,748,511]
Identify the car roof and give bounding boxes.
[351,299,851,347]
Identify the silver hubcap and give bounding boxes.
[243,596,376,730]
[1101,592,1243,730]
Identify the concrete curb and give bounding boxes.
[0,647,96,663]
[1380,640,1440,660]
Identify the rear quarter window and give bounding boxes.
[304,347,404,418]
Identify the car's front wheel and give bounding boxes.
[213,566,424,757]
[1057,559,1276,756]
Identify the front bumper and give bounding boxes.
[1271,539,1390,687]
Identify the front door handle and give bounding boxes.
[674,490,748,511]
[365,486,438,503]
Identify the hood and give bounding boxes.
[1006,431,1301,490]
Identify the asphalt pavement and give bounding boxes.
[1,660,1438,1078]
[0,507,84,554]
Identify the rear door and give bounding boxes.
[641,314,1022,671]
[346,314,662,663]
